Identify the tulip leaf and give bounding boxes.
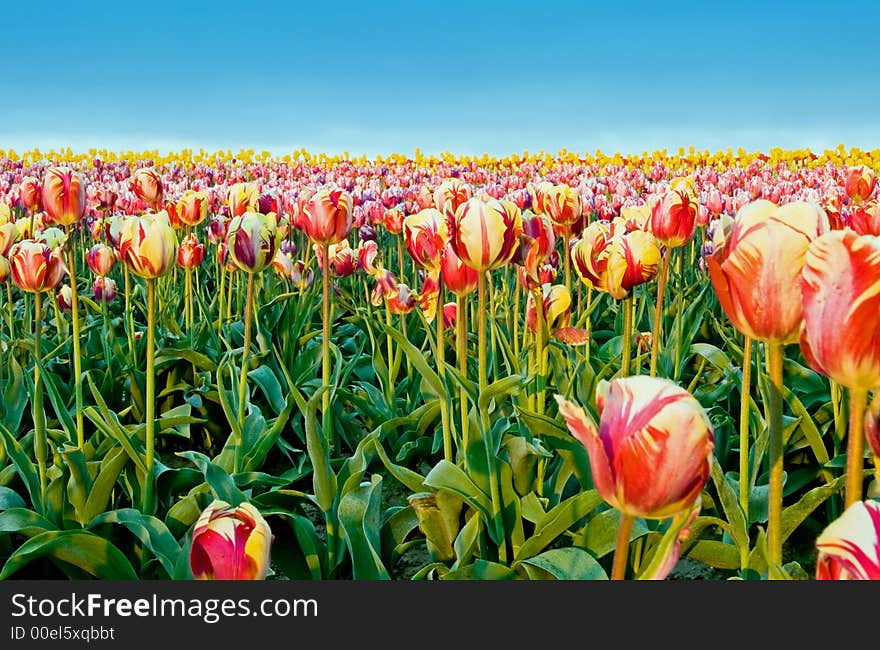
[0,356,28,433]
[0,530,138,580]
[0,424,42,512]
[0,486,26,511]
[685,540,741,570]
[442,559,517,580]
[58,444,92,524]
[518,547,608,580]
[581,509,650,559]
[780,473,848,543]
[303,386,336,514]
[83,447,131,523]
[176,451,248,506]
[425,460,492,524]
[0,508,57,538]
[709,455,750,554]
[338,474,390,580]
[383,322,444,398]
[515,490,603,561]
[88,508,181,578]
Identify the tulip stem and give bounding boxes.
[621,297,633,377]
[385,302,395,407]
[235,271,255,474]
[478,271,506,563]
[65,235,84,449]
[739,336,753,520]
[185,267,193,332]
[563,228,571,295]
[457,293,469,454]
[535,288,547,415]
[142,278,156,514]
[217,260,226,332]
[765,341,784,571]
[32,291,47,515]
[321,245,334,450]
[649,251,669,377]
[5,282,12,340]
[437,277,452,462]
[124,266,135,363]
[611,513,634,580]
[512,276,520,361]
[846,387,868,506]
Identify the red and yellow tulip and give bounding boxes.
[190,500,273,580]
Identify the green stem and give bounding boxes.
[621,296,633,376]
[66,235,84,449]
[235,272,255,473]
[5,282,12,340]
[512,277,520,361]
[739,336,753,520]
[611,513,634,580]
[142,278,156,514]
[649,252,669,377]
[217,259,226,332]
[846,387,868,507]
[385,302,395,407]
[535,288,547,415]
[457,293,469,455]
[124,265,135,363]
[33,291,47,515]
[765,341,784,571]
[185,267,193,332]
[673,248,684,379]
[437,277,452,462]
[322,245,333,449]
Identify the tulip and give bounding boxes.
[571,221,613,291]
[0,222,18,257]
[226,211,279,273]
[315,240,357,277]
[272,251,294,281]
[650,189,697,248]
[190,500,273,580]
[0,255,8,283]
[706,199,828,568]
[387,283,416,314]
[383,207,405,235]
[449,197,522,272]
[515,211,556,290]
[130,168,163,208]
[256,191,282,217]
[358,240,380,275]
[41,167,86,226]
[20,176,42,213]
[177,233,206,269]
[442,302,457,329]
[9,240,66,294]
[87,243,116,276]
[440,241,478,297]
[177,190,209,227]
[403,208,448,272]
[92,276,117,303]
[800,229,880,505]
[556,376,713,578]
[119,211,179,280]
[844,165,876,204]
[303,187,353,246]
[57,285,72,311]
[433,179,472,220]
[849,200,880,236]
[227,182,260,218]
[38,227,67,250]
[815,500,880,580]
[533,181,582,229]
[290,260,314,291]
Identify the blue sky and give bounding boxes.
[3,1,878,156]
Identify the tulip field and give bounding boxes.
[0,145,879,581]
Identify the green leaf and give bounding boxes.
[518,547,608,580]
[88,509,181,579]
[443,559,517,580]
[383,323,444,397]
[0,487,26,511]
[581,509,650,559]
[710,456,750,554]
[424,460,492,522]
[338,475,389,580]
[83,447,130,522]
[176,451,247,506]
[0,424,42,512]
[0,508,56,538]
[686,540,741,570]
[0,530,138,579]
[515,490,603,561]
[303,387,336,514]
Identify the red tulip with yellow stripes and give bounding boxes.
[303,187,353,246]
[41,167,86,226]
[190,500,273,580]
[130,167,163,209]
[403,208,448,272]
[449,197,522,272]
[178,190,209,227]
[815,500,880,580]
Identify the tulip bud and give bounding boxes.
[177,233,206,268]
[290,260,314,291]
[303,187,353,246]
[177,190,209,227]
[226,211,279,273]
[57,284,73,311]
[515,211,556,290]
[20,176,42,212]
[556,376,713,519]
[815,500,880,580]
[190,500,273,580]
[119,211,179,279]
[87,243,116,276]
[403,208,449,271]
[440,241,478,297]
[41,167,86,226]
[9,240,67,293]
[130,168,164,208]
[92,276,118,303]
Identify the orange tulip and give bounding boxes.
[845,165,876,204]
[849,200,880,236]
[706,200,829,343]
[650,189,698,248]
[449,198,522,272]
[572,221,660,300]
[86,243,116,276]
[20,176,42,212]
[440,242,478,297]
[41,167,86,226]
[177,234,206,268]
[9,240,67,293]
[303,188,353,246]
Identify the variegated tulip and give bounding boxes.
[272,251,294,280]
[41,167,86,226]
[92,276,117,303]
[845,165,876,204]
[256,191,282,217]
[0,222,18,257]
[9,240,67,293]
[20,176,42,212]
[87,243,116,276]
[403,208,448,271]
[706,200,829,344]
[303,187,353,246]
[315,240,358,277]
[449,197,522,272]
[130,168,163,208]
[440,241,478,297]
[0,255,9,283]
[57,284,72,311]
[227,182,260,218]
[650,189,698,248]
[533,181,582,228]
[603,229,661,300]
[358,240,380,275]
[387,283,417,315]
[571,221,612,290]
[177,190,209,227]
[555,376,713,519]
[38,227,68,250]
[177,234,206,268]
[383,207,404,235]
[515,210,556,290]
[290,260,314,290]
[190,500,273,580]
[433,179,472,220]
[850,200,880,236]
[226,211,279,273]
[526,283,589,345]
[815,500,880,580]
[118,211,179,279]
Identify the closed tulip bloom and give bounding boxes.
[442,302,457,329]
[815,500,880,580]
[706,200,829,343]
[290,260,314,290]
[57,284,73,311]
[416,271,440,321]
[256,191,282,216]
[272,251,294,280]
[440,241,479,297]
[118,211,179,279]
[226,211,279,273]
[706,187,724,216]
[527,283,571,333]
[571,221,613,289]
[20,176,42,212]
[433,179,472,220]
[800,230,880,389]
[0,255,9,283]
[227,182,260,218]
[87,243,116,276]
[845,165,876,204]
[534,181,582,228]
[303,187,353,246]
[38,227,68,250]
[9,240,67,293]
[383,207,405,235]
[92,276,117,303]
[190,500,273,580]
[130,168,163,208]
[849,200,880,236]
[315,240,357,277]
[177,233,206,268]
[358,239,380,275]
[650,189,698,248]
[516,211,556,289]
[603,230,661,300]
[403,208,449,271]
[41,167,86,226]
[449,197,522,272]
[387,283,417,314]
[177,190,209,227]
[0,222,18,257]
[555,376,714,519]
